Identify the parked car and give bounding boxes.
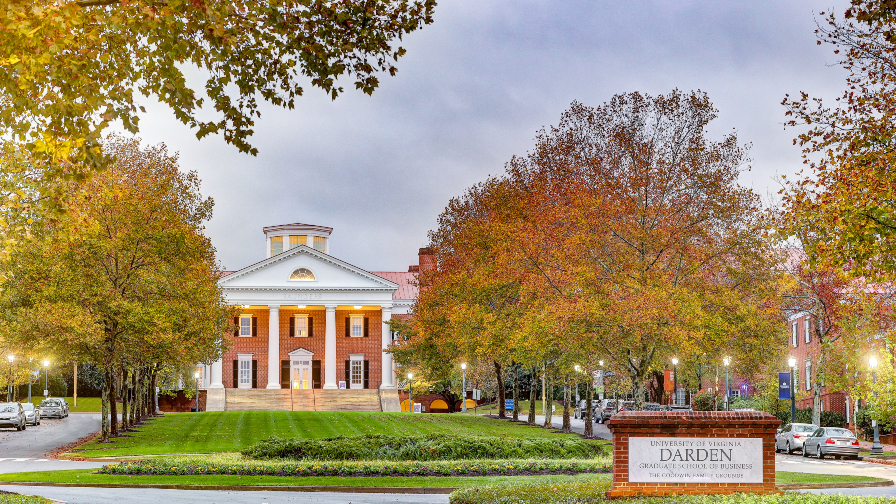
[801,427,860,460]
[573,400,595,420]
[21,403,40,426]
[0,402,26,431]
[775,423,819,454]
[670,404,692,411]
[597,399,616,423]
[39,398,69,419]
[644,402,665,411]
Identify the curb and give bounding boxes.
[0,482,456,494]
[777,480,894,490]
[861,456,896,467]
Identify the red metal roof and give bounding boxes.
[371,271,419,300]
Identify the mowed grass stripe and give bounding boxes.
[73,411,571,457]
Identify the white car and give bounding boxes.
[21,403,41,426]
[0,402,26,431]
[775,422,819,454]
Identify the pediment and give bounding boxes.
[219,246,398,291]
[288,347,314,356]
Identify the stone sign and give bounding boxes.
[605,411,779,498]
[628,437,763,483]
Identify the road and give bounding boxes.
[532,414,612,439]
[0,414,100,458]
[0,486,452,504]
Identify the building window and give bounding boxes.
[313,236,326,252]
[805,317,811,344]
[351,360,363,386]
[238,357,252,388]
[295,315,308,337]
[351,315,364,337]
[289,268,315,281]
[805,360,812,390]
[792,322,798,348]
[271,236,283,256]
[239,315,252,337]
[289,235,306,250]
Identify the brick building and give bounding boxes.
[199,222,420,396]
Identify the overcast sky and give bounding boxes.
[131,0,849,273]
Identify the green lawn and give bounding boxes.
[0,470,884,488]
[860,450,896,457]
[0,469,605,488]
[71,411,578,457]
[65,397,102,413]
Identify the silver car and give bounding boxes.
[39,398,68,419]
[775,422,818,454]
[802,427,860,460]
[0,402,26,431]
[21,402,40,426]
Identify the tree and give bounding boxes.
[0,0,436,176]
[0,136,231,440]
[782,1,896,281]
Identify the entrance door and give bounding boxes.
[291,359,312,389]
[349,357,364,389]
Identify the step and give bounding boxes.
[291,389,316,411]
[225,389,292,411]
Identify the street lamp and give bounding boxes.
[6,355,14,402]
[723,356,731,411]
[407,373,413,413]
[461,363,467,413]
[788,357,796,424]
[194,371,201,413]
[671,358,679,406]
[870,357,883,455]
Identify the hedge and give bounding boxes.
[100,454,612,478]
[449,480,896,504]
[241,434,610,461]
[0,494,53,504]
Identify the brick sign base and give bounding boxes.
[606,411,780,498]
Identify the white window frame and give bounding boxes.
[350,315,364,338]
[805,360,812,390]
[239,314,252,337]
[271,236,284,256]
[294,315,309,337]
[237,354,253,389]
[349,353,365,389]
[792,322,798,348]
[805,317,811,344]
[313,236,326,253]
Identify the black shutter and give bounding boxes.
[312,360,321,389]
[251,360,257,388]
[281,360,290,389]
[232,360,238,388]
[363,360,369,389]
[252,316,258,337]
[232,317,239,337]
[308,317,314,338]
[345,316,350,337]
[344,360,350,385]
[289,316,295,337]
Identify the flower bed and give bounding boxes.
[99,455,612,478]
[241,434,609,461]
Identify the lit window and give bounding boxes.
[313,236,326,252]
[240,315,252,337]
[351,316,363,337]
[289,235,306,249]
[289,268,315,281]
[271,236,283,255]
[351,359,363,386]
[295,315,308,337]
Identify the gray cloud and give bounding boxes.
[131,0,849,272]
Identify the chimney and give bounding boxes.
[408,265,420,273]
[418,247,435,272]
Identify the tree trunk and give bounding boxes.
[150,370,158,416]
[512,362,519,422]
[120,369,129,431]
[129,369,137,426]
[101,366,112,442]
[494,361,506,419]
[562,384,571,433]
[133,368,142,424]
[584,381,593,438]
[543,378,552,428]
[110,370,119,437]
[528,366,537,424]
[812,348,824,426]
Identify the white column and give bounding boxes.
[324,305,337,389]
[209,359,224,388]
[267,306,281,389]
[381,306,394,388]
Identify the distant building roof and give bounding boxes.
[371,271,418,300]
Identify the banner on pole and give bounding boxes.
[778,372,791,400]
[663,369,675,391]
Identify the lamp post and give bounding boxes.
[194,371,201,413]
[723,356,731,411]
[407,373,413,413]
[7,355,14,402]
[788,357,796,424]
[461,363,467,413]
[27,358,32,404]
[671,358,679,406]
[870,357,883,455]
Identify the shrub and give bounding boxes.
[0,495,54,504]
[241,434,609,461]
[856,407,893,438]
[449,479,896,504]
[692,390,719,411]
